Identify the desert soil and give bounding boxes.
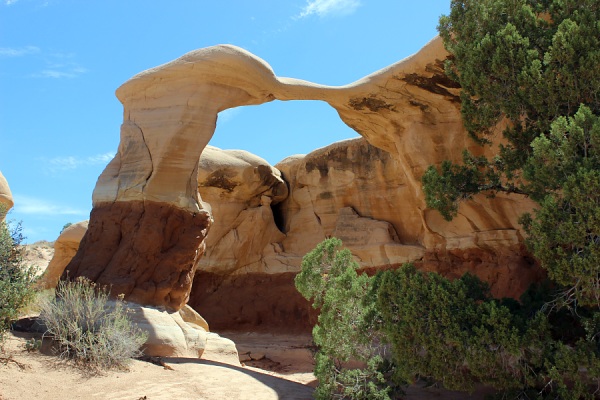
[3,244,314,399]
[1,330,496,400]
[2,243,492,399]
[0,331,315,400]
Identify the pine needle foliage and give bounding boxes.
[297,239,600,399]
[295,238,395,400]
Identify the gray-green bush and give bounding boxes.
[39,277,148,370]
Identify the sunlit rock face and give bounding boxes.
[0,171,13,220]
[40,220,88,290]
[64,45,291,311]
[67,36,542,327]
[190,137,541,332]
[196,146,288,276]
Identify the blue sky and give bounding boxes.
[0,0,450,243]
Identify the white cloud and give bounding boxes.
[298,0,361,18]
[218,107,242,124]
[3,0,51,6]
[35,66,87,79]
[44,152,115,172]
[86,152,115,164]
[13,195,87,216]
[0,45,40,57]
[33,63,88,79]
[0,44,87,78]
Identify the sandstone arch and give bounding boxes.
[65,37,539,313]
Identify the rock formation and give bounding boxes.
[39,220,88,289]
[0,171,13,220]
[65,36,543,332]
[190,138,542,332]
[196,146,288,277]
[96,302,237,360]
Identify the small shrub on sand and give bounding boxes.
[39,277,147,370]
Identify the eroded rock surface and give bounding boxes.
[68,37,543,331]
[118,302,236,360]
[65,201,210,310]
[191,138,542,332]
[197,146,288,276]
[40,220,88,289]
[0,171,13,220]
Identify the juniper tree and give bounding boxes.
[424,0,600,310]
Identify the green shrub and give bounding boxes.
[60,222,72,234]
[0,218,37,349]
[297,239,600,399]
[295,238,399,400]
[375,265,557,394]
[39,277,147,370]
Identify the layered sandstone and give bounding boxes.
[64,201,210,310]
[0,171,13,220]
[196,146,288,276]
[190,139,541,332]
[88,302,236,360]
[40,220,88,289]
[68,37,542,332]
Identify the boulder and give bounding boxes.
[114,302,236,362]
[197,146,288,276]
[0,171,13,220]
[128,303,207,358]
[119,303,240,360]
[39,220,88,289]
[202,332,240,366]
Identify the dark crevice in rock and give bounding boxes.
[314,212,322,225]
[402,72,461,101]
[409,99,430,111]
[271,201,287,234]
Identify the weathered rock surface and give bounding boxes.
[197,146,288,276]
[191,138,542,331]
[64,201,210,310]
[40,220,88,289]
[69,36,543,331]
[0,171,13,220]
[128,303,207,358]
[114,302,237,361]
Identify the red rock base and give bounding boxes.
[189,246,544,333]
[188,271,318,334]
[417,245,545,300]
[63,201,210,311]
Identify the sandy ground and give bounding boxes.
[1,331,496,400]
[0,332,314,400]
[1,244,310,399]
[4,243,493,399]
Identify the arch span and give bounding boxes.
[64,37,532,312]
